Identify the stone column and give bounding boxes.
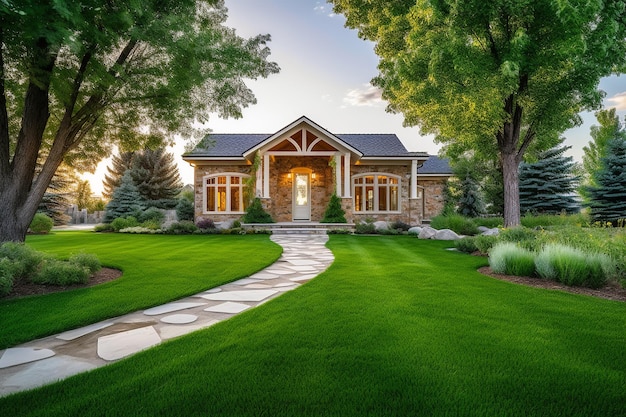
[255,153,263,197]
[263,153,270,199]
[335,153,342,196]
[411,159,418,199]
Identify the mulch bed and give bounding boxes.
[478,266,626,302]
[5,268,123,299]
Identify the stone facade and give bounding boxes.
[193,160,449,226]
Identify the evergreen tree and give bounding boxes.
[321,194,347,223]
[103,149,183,208]
[519,146,580,214]
[102,152,135,200]
[583,138,626,225]
[131,149,183,207]
[581,109,626,200]
[457,174,484,217]
[38,164,76,225]
[176,198,195,222]
[104,171,146,222]
[242,198,273,223]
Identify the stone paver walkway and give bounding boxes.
[0,234,332,397]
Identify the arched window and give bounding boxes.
[353,174,400,212]
[204,173,249,213]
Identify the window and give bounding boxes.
[353,174,400,212]
[204,174,249,213]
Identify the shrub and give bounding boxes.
[0,242,45,278]
[0,259,15,297]
[521,212,590,228]
[196,218,216,230]
[474,235,499,254]
[499,227,541,251]
[32,260,90,285]
[110,216,139,232]
[489,243,536,276]
[390,221,411,231]
[29,213,54,234]
[166,221,198,234]
[354,222,376,234]
[430,214,479,236]
[176,198,195,222]
[119,226,161,234]
[455,237,478,253]
[141,219,163,230]
[139,207,165,225]
[535,244,614,288]
[321,194,347,223]
[94,223,114,232]
[242,198,273,223]
[69,253,101,274]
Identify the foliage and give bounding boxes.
[119,227,162,235]
[354,220,376,234]
[321,194,347,223]
[196,219,216,230]
[473,217,503,228]
[457,174,485,217]
[534,244,614,288]
[37,164,76,225]
[519,145,580,214]
[0,0,280,243]
[330,0,626,228]
[104,172,146,223]
[68,253,101,274]
[166,221,199,235]
[489,243,536,277]
[242,198,273,223]
[583,137,626,224]
[0,243,45,279]
[102,153,135,200]
[176,198,195,222]
[430,214,479,236]
[110,217,140,233]
[32,261,90,286]
[581,108,626,198]
[138,207,165,225]
[454,237,478,254]
[390,221,411,231]
[29,213,54,234]
[0,260,13,297]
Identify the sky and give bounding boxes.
[84,0,626,194]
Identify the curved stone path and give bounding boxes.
[0,234,332,397]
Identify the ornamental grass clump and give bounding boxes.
[535,244,614,289]
[489,242,536,277]
[32,260,90,285]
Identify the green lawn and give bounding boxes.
[1,234,624,416]
[0,232,282,348]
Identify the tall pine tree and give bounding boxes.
[103,149,183,208]
[583,138,626,225]
[519,146,580,214]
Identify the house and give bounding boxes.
[182,116,452,225]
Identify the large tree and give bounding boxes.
[0,0,279,242]
[330,0,626,226]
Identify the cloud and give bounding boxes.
[313,2,336,17]
[342,84,384,107]
[606,91,626,111]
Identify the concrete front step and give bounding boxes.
[242,222,355,234]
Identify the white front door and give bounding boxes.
[293,172,311,221]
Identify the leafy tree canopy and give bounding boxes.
[330,0,626,226]
[0,0,279,242]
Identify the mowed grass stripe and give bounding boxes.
[1,235,624,416]
[0,232,281,348]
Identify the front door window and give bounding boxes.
[293,172,311,221]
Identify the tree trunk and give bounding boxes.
[0,177,38,242]
[501,150,521,227]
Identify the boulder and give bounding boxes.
[418,226,437,239]
[481,227,500,236]
[408,226,422,235]
[477,226,490,233]
[216,220,235,230]
[373,221,389,231]
[434,229,461,240]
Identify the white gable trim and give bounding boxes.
[242,116,363,159]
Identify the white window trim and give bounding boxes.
[352,173,401,213]
[203,173,250,214]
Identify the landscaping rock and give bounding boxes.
[216,220,234,230]
[434,229,461,240]
[482,228,500,236]
[477,226,490,233]
[418,226,437,239]
[408,226,422,235]
[373,221,389,231]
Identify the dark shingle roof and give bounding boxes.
[186,133,416,158]
[420,156,453,175]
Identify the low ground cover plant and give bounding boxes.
[0,243,101,295]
